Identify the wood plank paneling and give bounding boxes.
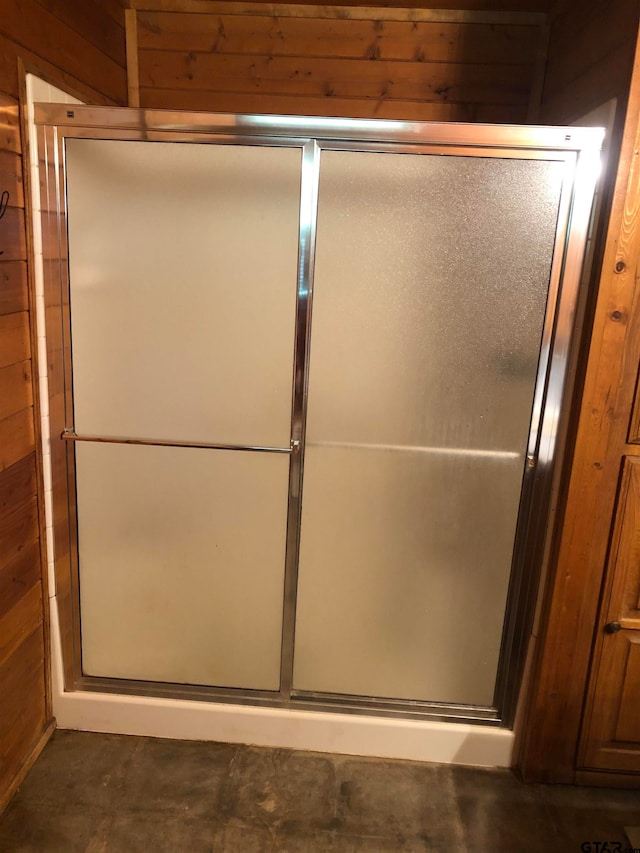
[140,51,531,103]
[540,0,639,122]
[132,0,555,13]
[544,0,637,96]
[0,454,38,518]
[34,0,127,68]
[0,722,54,815]
[0,0,127,811]
[542,40,636,124]
[0,312,30,368]
[100,0,128,27]
[0,94,20,153]
[137,12,538,64]
[0,542,41,621]
[136,7,541,121]
[0,584,43,668]
[0,497,39,575]
[0,0,127,103]
[0,408,35,473]
[0,207,26,262]
[0,33,114,105]
[0,86,44,813]
[139,85,528,121]
[0,361,32,422]
[0,628,46,807]
[0,262,28,316]
[0,150,24,207]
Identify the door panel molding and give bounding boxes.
[579,457,640,773]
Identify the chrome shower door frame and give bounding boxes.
[35,104,602,727]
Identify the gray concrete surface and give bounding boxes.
[0,731,639,851]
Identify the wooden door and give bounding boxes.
[579,456,640,773]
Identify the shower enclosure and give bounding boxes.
[35,106,601,726]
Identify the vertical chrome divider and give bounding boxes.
[55,127,84,686]
[279,140,321,698]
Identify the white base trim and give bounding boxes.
[54,693,514,767]
[51,604,514,768]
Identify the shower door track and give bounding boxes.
[35,105,602,728]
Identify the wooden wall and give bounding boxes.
[540,0,640,123]
[517,2,640,783]
[131,2,546,122]
[0,0,127,812]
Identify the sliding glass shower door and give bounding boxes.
[293,151,565,706]
[65,139,301,690]
[38,105,599,720]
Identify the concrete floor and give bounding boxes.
[0,731,639,851]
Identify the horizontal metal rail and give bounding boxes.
[62,430,293,454]
[306,440,521,460]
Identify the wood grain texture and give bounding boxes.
[0,262,28,315]
[0,628,47,809]
[0,0,127,103]
[0,720,54,815]
[543,0,638,95]
[574,768,640,789]
[34,0,127,67]
[578,458,640,773]
[139,85,528,122]
[0,95,20,153]
[98,0,128,27]
[0,207,26,262]
[0,149,24,206]
[541,40,637,124]
[0,541,41,622]
[616,639,640,744]
[0,496,39,580]
[580,633,640,775]
[540,0,639,122]
[0,454,37,518]
[0,361,32,422]
[131,0,552,17]
[0,0,129,812]
[518,25,640,783]
[18,61,54,730]
[136,6,539,121]
[0,312,30,369]
[137,12,539,64]
[126,9,141,107]
[0,408,35,473]
[139,51,532,102]
[629,366,640,442]
[0,583,43,668]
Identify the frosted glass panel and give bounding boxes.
[293,447,523,704]
[293,151,564,704]
[65,139,301,446]
[304,152,564,452]
[76,442,290,690]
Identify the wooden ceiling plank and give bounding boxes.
[130,1,547,26]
